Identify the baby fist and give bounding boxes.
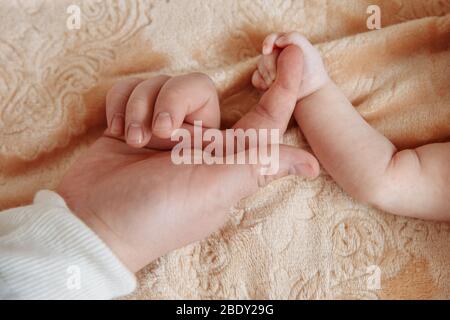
[253,32,330,100]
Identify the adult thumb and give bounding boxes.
[204,144,320,205]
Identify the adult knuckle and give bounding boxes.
[254,102,279,123]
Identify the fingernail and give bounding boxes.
[127,123,143,144]
[262,45,270,55]
[270,70,277,82]
[153,112,172,131]
[110,114,124,136]
[275,38,284,46]
[289,163,316,178]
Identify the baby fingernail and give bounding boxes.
[154,112,172,131]
[289,163,316,178]
[127,123,143,144]
[268,73,275,83]
[110,114,124,136]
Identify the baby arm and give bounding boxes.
[255,32,450,220]
[298,82,449,220]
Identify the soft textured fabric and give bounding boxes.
[0,190,136,299]
[0,0,449,299]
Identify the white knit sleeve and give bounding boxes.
[0,190,136,300]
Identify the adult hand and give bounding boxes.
[58,46,319,272]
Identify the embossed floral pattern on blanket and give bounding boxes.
[0,0,152,159]
[1,0,449,299]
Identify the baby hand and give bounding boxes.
[252,32,330,99]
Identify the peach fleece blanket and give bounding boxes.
[0,0,449,299]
